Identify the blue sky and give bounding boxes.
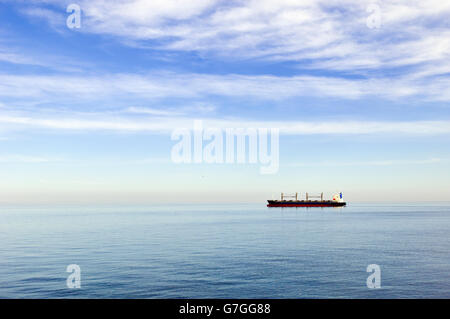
[0,0,449,204]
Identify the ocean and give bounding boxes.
[0,203,449,298]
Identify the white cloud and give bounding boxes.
[1,111,450,135]
[125,104,216,116]
[4,0,449,102]
[23,0,449,75]
[21,6,66,30]
[0,50,39,65]
[1,71,450,101]
[125,106,184,116]
[288,158,444,167]
[0,154,58,163]
[0,43,93,72]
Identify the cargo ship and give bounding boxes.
[267,192,346,207]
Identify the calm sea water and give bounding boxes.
[0,203,449,298]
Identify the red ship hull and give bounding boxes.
[267,200,346,207]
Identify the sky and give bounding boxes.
[0,0,449,204]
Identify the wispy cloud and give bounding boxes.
[0,50,41,65]
[20,0,450,74]
[1,111,450,135]
[2,0,450,103]
[0,154,59,163]
[125,104,216,116]
[20,6,66,31]
[1,71,450,102]
[288,158,444,167]
[0,44,92,72]
[125,106,184,116]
